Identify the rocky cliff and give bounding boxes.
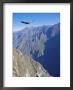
[13,48,51,77]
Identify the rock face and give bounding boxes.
[13,25,49,57]
[13,48,50,77]
[13,23,59,58]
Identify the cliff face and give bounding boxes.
[13,23,59,58]
[13,48,50,77]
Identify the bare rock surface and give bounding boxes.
[13,48,51,77]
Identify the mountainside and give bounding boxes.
[13,25,49,57]
[13,48,50,77]
[13,23,60,77]
[32,23,60,77]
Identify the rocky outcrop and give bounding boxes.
[13,48,51,77]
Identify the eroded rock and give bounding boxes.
[13,48,51,77]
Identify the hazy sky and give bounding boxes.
[13,13,60,32]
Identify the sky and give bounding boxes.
[13,13,60,32]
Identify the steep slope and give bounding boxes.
[13,23,59,57]
[33,23,60,77]
[13,25,49,57]
[13,48,50,77]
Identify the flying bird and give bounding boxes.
[21,21,31,24]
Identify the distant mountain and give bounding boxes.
[13,23,60,77]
